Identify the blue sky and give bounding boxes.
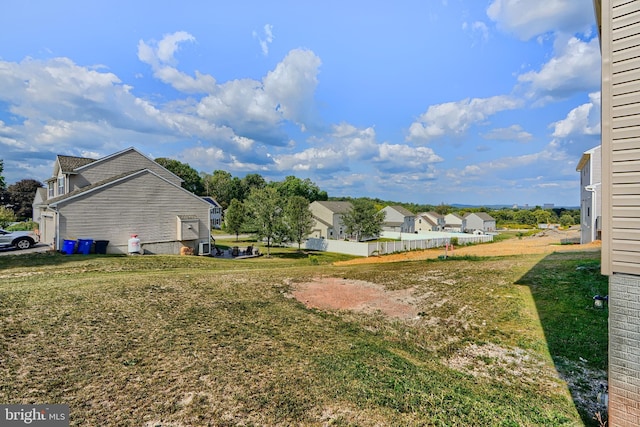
[0,0,600,206]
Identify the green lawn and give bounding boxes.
[0,248,607,426]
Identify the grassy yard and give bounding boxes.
[0,247,607,426]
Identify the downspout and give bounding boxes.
[52,205,60,251]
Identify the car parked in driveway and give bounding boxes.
[0,228,39,250]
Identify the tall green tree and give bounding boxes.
[0,206,16,228]
[560,213,575,227]
[155,158,204,195]
[342,199,385,242]
[244,187,283,256]
[242,173,266,195]
[434,203,451,215]
[271,176,328,203]
[7,179,43,220]
[514,209,536,226]
[203,170,234,209]
[0,159,5,190]
[224,198,246,241]
[284,195,314,250]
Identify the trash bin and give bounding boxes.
[77,239,94,255]
[94,240,109,254]
[62,239,76,255]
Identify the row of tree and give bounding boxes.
[223,188,386,254]
[154,158,328,210]
[0,160,44,226]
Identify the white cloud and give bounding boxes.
[407,95,522,142]
[463,21,489,44]
[374,143,443,172]
[518,36,600,101]
[138,32,217,94]
[487,0,595,40]
[196,48,321,138]
[482,124,533,142]
[552,92,601,138]
[253,24,275,56]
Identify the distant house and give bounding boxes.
[33,147,212,255]
[309,201,353,240]
[576,145,602,244]
[381,206,415,233]
[416,211,445,232]
[444,213,466,233]
[32,187,47,223]
[464,212,496,233]
[202,196,223,230]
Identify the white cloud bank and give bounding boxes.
[407,96,522,142]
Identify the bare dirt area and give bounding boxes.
[291,277,419,319]
[292,229,600,319]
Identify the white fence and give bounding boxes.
[304,231,493,257]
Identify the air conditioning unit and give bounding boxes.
[198,241,211,256]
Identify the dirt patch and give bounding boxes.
[292,230,600,320]
[291,277,419,319]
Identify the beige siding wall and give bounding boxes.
[76,150,182,187]
[603,0,640,276]
[603,2,640,426]
[56,171,209,254]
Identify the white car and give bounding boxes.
[0,228,39,250]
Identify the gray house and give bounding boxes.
[463,212,496,233]
[309,200,353,240]
[576,145,602,244]
[381,205,415,233]
[34,147,212,255]
[444,213,466,232]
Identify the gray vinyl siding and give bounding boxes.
[56,171,209,249]
[72,150,182,189]
[604,0,640,276]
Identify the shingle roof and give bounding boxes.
[313,200,353,214]
[57,155,97,173]
[464,212,495,221]
[388,205,414,217]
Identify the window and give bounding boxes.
[57,177,65,195]
[48,182,54,198]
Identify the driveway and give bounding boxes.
[0,243,52,256]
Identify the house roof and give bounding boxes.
[313,200,353,214]
[74,146,185,184]
[426,211,444,219]
[57,155,97,173]
[417,214,437,226]
[466,212,495,221]
[387,205,414,217]
[202,196,222,208]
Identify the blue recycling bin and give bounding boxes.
[62,239,76,255]
[77,239,94,255]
